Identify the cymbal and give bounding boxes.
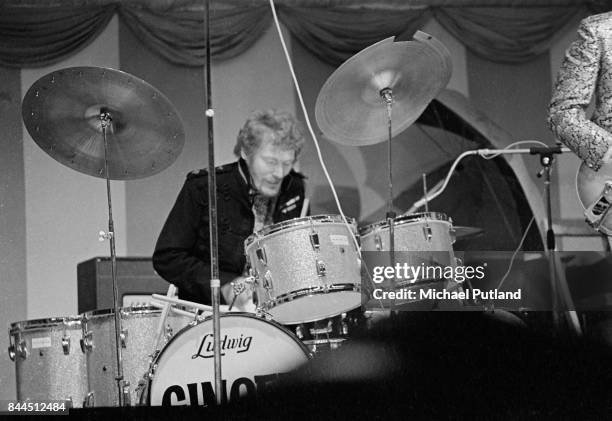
[22,67,185,180]
[315,31,451,146]
[453,226,484,241]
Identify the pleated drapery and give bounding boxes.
[0,0,603,68]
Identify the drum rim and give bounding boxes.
[82,305,161,318]
[245,214,357,247]
[10,316,82,332]
[260,284,362,324]
[303,338,346,345]
[359,212,450,236]
[144,312,312,404]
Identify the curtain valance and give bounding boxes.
[0,1,602,68]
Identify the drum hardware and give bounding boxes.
[245,215,361,324]
[316,260,327,277]
[263,270,273,292]
[22,66,185,406]
[228,276,256,311]
[84,392,94,408]
[310,231,321,251]
[255,245,267,265]
[120,329,128,348]
[61,335,71,355]
[423,224,433,242]
[374,233,383,251]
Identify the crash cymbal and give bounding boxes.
[315,31,451,146]
[22,67,184,180]
[453,226,484,241]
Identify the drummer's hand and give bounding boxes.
[221,277,256,313]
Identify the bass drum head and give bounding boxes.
[149,313,310,406]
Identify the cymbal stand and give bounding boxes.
[380,88,397,278]
[98,111,129,406]
[203,0,223,405]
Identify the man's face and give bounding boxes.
[242,133,295,198]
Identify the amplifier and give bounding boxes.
[77,257,170,313]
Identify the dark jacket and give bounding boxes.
[153,159,306,304]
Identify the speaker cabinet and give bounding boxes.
[77,257,170,313]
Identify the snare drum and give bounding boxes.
[245,215,361,325]
[145,313,310,406]
[8,316,87,407]
[81,306,193,407]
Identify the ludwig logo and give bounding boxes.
[192,333,253,359]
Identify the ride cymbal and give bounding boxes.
[22,66,185,180]
[315,31,452,146]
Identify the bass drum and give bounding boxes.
[146,313,310,406]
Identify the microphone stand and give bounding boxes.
[409,145,581,335]
[203,0,223,404]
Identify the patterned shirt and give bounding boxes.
[548,12,612,171]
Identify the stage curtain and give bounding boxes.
[277,6,431,66]
[0,5,116,68]
[118,4,271,66]
[433,6,582,63]
[0,1,597,68]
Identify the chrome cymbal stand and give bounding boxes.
[380,88,397,277]
[98,110,129,406]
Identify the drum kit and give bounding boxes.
[9,32,484,407]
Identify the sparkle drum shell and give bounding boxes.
[146,313,310,406]
[9,316,87,407]
[81,306,192,407]
[360,212,461,299]
[245,215,362,325]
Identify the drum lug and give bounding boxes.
[61,334,71,355]
[256,246,267,265]
[295,325,304,339]
[136,377,150,406]
[309,232,320,251]
[316,259,327,277]
[423,224,433,242]
[84,392,95,408]
[7,344,15,361]
[120,329,128,348]
[263,270,273,290]
[16,339,27,359]
[374,233,382,251]
[82,331,93,351]
[449,226,457,244]
[341,313,349,335]
[122,381,131,406]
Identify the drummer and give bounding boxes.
[153,109,307,309]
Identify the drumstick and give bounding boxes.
[300,197,309,217]
[150,300,205,319]
[152,294,213,312]
[153,285,177,351]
